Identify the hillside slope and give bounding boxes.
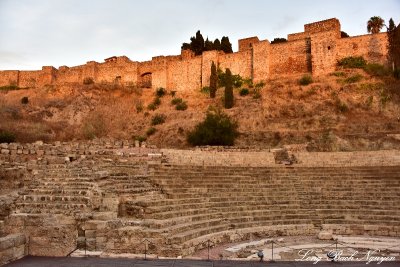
[1,68,400,151]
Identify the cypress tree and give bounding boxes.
[204,38,214,51]
[213,39,221,51]
[221,36,233,53]
[224,68,234,109]
[387,18,396,70]
[210,62,217,98]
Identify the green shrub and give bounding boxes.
[175,101,188,111]
[156,87,166,97]
[0,85,19,91]
[147,103,157,111]
[201,86,210,94]
[358,82,384,91]
[338,56,367,69]
[146,127,157,136]
[187,109,238,146]
[0,131,16,143]
[364,63,390,76]
[21,96,29,104]
[344,74,363,84]
[331,71,346,77]
[255,82,265,89]
[83,77,94,85]
[299,74,313,85]
[239,88,249,96]
[253,90,262,99]
[170,91,176,97]
[337,101,349,113]
[147,97,161,110]
[136,102,143,113]
[171,98,183,105]
[151,114,166,125]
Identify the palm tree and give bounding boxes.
[367,16,385,34]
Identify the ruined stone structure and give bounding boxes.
[0,140,399,263]
[0,18,388,91]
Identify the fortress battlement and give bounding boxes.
[0,18,388,91]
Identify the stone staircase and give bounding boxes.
[116,164,400,256]
[15,164,101,215]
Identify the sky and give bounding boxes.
[0,0,399,70]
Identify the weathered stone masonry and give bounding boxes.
[0,18,388,90]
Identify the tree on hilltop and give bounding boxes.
[213,39,221,50]
[181,32,233,55]
[271,38,287,44]
[221,36,233,53]
[367,16,385,34]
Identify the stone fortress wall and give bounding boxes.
[0,18,388,90]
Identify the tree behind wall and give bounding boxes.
[367,16,385,34]
[221,36,233,53]
[224,68,234,109]
[210,62,217,98]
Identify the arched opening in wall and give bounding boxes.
[114,76,122,86]
[139,72,152,88]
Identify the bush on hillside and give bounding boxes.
[364,63,390,76]
[187,108,238,146]
[156,87,167,97]
[0,131,16,143]
[299,74,313,86]
[337,56,367,69]
[151,114,166,125]
[239,88,249,96]
[175,101,188,111]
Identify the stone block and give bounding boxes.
[85,230,96,239]
[1,149,10,155]
[317,230,333,240]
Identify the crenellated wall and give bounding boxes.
[0,18,389,90]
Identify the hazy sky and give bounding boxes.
[0,0,399,70]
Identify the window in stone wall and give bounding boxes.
[140,72,152,88]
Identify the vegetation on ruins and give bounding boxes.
[146,127,156,136]
[156,87,167,97]
[0,85,19,91]
[338,56,367,69]
[209,62,217,98]
[151,114,166,125]
[217,67,243,88]
[299,74,313,86]
[181,30,233,55]
[239,88,249,96]
[171,97,188,110]
[175,101,188,111]
[187,108,238,146]
[367,16,385,34]
[271,38,287,44]
[224,69,234,109]
[0,130,16,143]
